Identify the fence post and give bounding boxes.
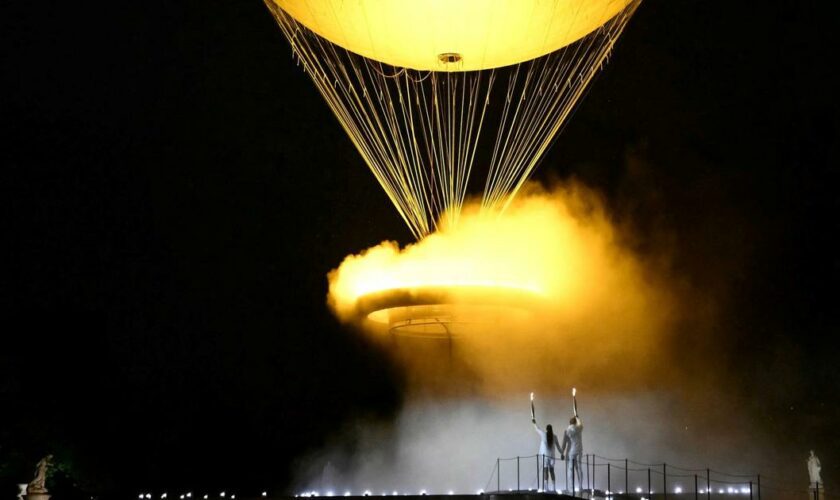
[608,463,611,494]
[625,459,629,494]
[694,474,698,500]
[497,458,500,492]
[706,468,710,500]
[664,463,667,500]
[757,475,761,500]
[814,482,819,500]
[749,481,753,500]
[516,456,520,492]
[594,457,597,493]
[586,454,590,492]
[536,455,540,492]
[648,468,651,498]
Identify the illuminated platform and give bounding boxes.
[262,492,759,500]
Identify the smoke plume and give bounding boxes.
[328,182,681,393]
[299,181,781,494]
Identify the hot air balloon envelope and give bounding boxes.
[270,0,635,71]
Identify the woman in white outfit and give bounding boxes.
[533,419,563,492]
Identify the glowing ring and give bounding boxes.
[355,285,543,337]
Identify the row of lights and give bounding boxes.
[142,484,755,498]
[139,493,269,499]
[625,486,752,495]
[297,490,456,497]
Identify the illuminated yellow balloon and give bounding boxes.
[270,0,634,71]
[264,0,640,237]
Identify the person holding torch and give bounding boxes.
[561,388,584,494]
[531,392,562,492]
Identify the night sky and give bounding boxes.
[2,0,839,497]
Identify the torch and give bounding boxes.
[572,387,578,418]
[530,392,536,422]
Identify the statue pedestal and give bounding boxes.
[808,484,825,500]
[24,493,51,500]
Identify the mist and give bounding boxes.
[302,181,795,495]
[291,394,782,495]
[328,181,686,392]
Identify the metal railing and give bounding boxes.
[486,453,836,499]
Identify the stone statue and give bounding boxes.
[27,455,53,494]
[808,450,822,486]
[808,450,825,500]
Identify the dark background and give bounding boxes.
[2,0,838,497]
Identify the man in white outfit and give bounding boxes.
[532,418,563,492]
[561,416,584,494]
